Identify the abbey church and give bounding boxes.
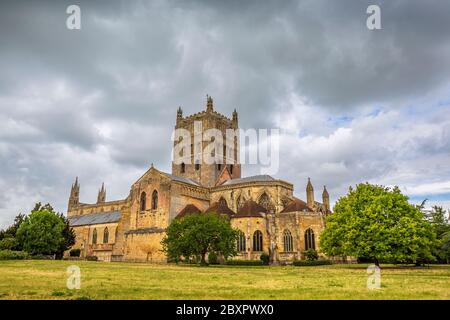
[67,97,331,263]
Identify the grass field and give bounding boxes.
[0,260,449,300]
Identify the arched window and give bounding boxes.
[140,192,146,211]
[253,230,263,252]
[152,190,158,210]
[236,195,245,210]
[218,197,227,208]
[92,228,97,245]
[304,228,316,250]
[103,227,109,244]
[258,192,273,212]
[181,162,185,173]
[283,229,293,252]
[217,163,222,172]
[229,164,234,175]
[237,231,246,252]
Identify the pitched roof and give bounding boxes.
[281,198,313,213]
[165,173,201,186]
[221,175,275,186]
[233,200,267,218]
[204,201,236,217]
[175,204,202,219]
[69,211,121,227]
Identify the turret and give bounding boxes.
[176,106,183,125]
[232,108,238,127]
[68,177,80,211]
[97,182,106,204]
[306,177,314,208]
[322,185,330,211]
[206,95,214,112]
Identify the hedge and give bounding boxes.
[293,260,332,266]
[0,250,30,260]
[226,260,264,266]
[86,256,98,261]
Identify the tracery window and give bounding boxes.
[283,229,293,252]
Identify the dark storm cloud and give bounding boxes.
[1,0,450,227]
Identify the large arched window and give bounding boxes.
[304,228,316,250]
[195,161,200,171]
[258,192,273,212]
[283,229,293,252]
[152,190,158,210]
[140,192,146,211]
[237,231,246,252]
[218,197,227,208]
[253,230,263,252]
[92,228,97,245]
[103,227,109,244]
[236,195,245,210]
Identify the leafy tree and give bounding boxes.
[162,213,239,265]
[303,249,319,261]
[0,236,18,250]
[441,231,450,264]
[427,206,450,262]
[26,203,76,259]
[16,207,66,255]
[0,213,26,249]
[428,206,449,237]
[320,183,436,266]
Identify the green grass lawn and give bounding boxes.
[0,260,449,300]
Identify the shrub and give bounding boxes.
[293,260,332,266]
[70,249,81,257]
[226,260,264,266]
[30,254,54,260]
[208,252,219,265]
[0,250,30,260]
[303,249,319,261]
[0,237,18,250]
[86,256,98,261]
[260,253,270,265]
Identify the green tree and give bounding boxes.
[0,236,18,250]
[441,231,450,264]
[320,183,436,266]
[16,207,65,255]
[162,213,239,265]
[27,203,76,259]
[427,206,450,262]
[0,213,26,250]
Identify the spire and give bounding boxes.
[232,108,238,126]
[206,94,213,112]
[68,177,80,211]
[176,106,183,125]
[322,185,330,211]
[97,182,106,204]
[306,177,314,208]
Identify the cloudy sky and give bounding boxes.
[1,0,450,227]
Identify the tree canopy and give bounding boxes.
[320,183,436,266]
[161,213,239,265]
[15,203,74,256]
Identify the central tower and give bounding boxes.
[172,96,241,187]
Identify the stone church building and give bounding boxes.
[67,97,331,263]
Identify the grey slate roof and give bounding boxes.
[222,175,275,186]
[166,174,200,186]
[69,211,121,227]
